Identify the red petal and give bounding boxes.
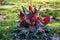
[43,16,50,25]
[29,5,33,11]
[33,8,38,15]
[20,11,24,17]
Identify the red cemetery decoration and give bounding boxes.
[20,20,26,27]
[43,16,50,25]
[33,8,38,15]
[13,5,54,39]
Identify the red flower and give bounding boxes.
[37,15,43,20]
[33,8,38,15]
[29,5,32,11]
[20,11,24,17]
[30,16,35,22]
[20,21,26,27]
[20,11,27,21]
[22,16,27,21]
[43,16,50,25]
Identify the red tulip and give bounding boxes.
[37,15,43,20]
[29,5,32,11]
[33,8,38,15]
[20,11,24,17]
[43,16,50,25]
[30,16,35,22]
[20,21,26,27]
[20,11,27,21]
[22,16,27,21]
